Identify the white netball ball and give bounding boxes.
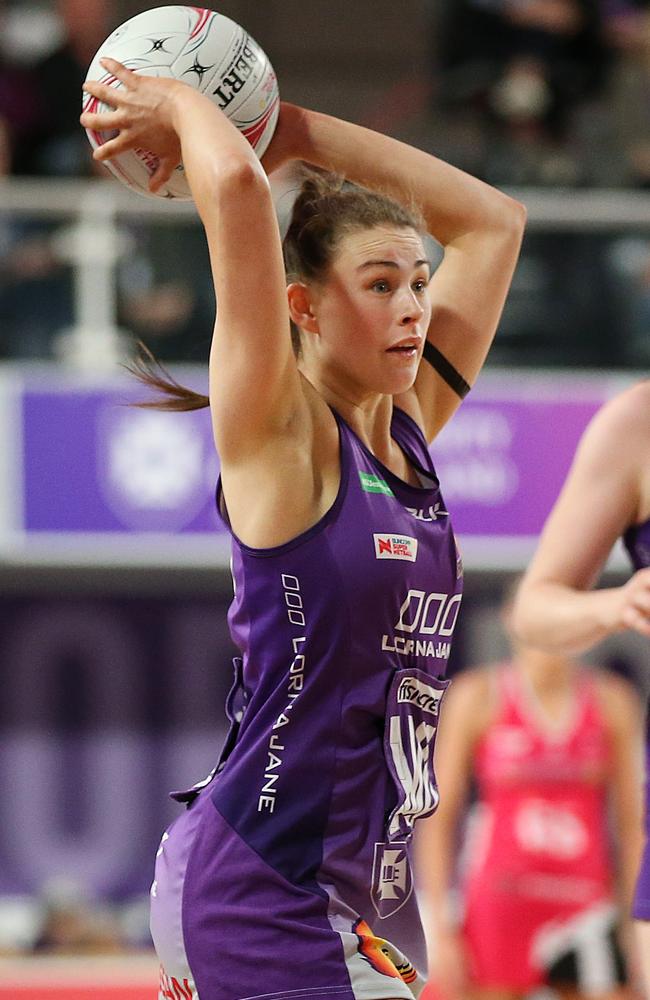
[83,5,279,200]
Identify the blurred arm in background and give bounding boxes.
[416,667,494,999]
[513,383,650,653]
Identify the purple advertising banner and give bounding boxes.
[17,371,629,562]
[432,393,602,535]
[22,386,220,535]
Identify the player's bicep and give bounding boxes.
[415,223,524,442]
[203,162,303,460]
[526,415,638,590]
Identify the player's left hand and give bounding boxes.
[260,101,304,176]
[81,57,188,192]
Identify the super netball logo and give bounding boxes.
[381,590,462,661]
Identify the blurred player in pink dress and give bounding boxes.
[418,604,642,1000]
[513,381,650,996]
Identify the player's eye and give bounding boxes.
[413,278,427,293]
[372,279,390,293]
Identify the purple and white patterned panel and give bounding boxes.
[11,370,629,558]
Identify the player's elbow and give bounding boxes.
[214,155,268,198]
[475,193,526,261]
[506,196,527,231]
[494,195,527,249]
[509,583,540,646]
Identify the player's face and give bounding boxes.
[309,225,432,397]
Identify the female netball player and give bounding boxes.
[417,604,642,1000]
[81,56,525,1000]
[513,381,650,995]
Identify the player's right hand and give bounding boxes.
[616,566,650,638]
[426,927,470,1000]
[81,57,190,191]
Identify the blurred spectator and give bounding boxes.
[0,57,39,175]
[489,230,622,367]
[15,0,114,178]
[0,220,76,360]
[117,223,215,365]
[599,0,650,187]
[434,0,610,184]
[0,0,212,364]
[0,116,9,176]
[0,1,111,359]
[32,876,124,955]
[607,236,650,365]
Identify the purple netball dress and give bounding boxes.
[150,406,463,1000]
[623,518,650,920]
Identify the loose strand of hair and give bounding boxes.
[124,341,210,412]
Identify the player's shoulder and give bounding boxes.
[591,380,650,440]
[589,666,641,727]
[444,664,499,730]
[574,380,650,472]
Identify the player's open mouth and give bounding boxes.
[387,345,418,356]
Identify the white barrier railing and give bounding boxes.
[3,177,650,222]
[2,178,649,370]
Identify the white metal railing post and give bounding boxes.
[51,184,131,370]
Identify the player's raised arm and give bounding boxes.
[82,60,304,465]
[272,103,527,441]
[513,383,650,653]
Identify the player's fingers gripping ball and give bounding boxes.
[81,5,280,200]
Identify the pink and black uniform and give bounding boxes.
[462,664,624,993]
[623,517,650,920]
[150,406,463,1000]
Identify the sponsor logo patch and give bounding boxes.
[406,501,448,521]
[373,534,418,562]
[359,471,394,496]
[396,675,444,715]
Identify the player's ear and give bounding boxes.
[287,282,319,334]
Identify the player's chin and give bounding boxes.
[382,363,419,395]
